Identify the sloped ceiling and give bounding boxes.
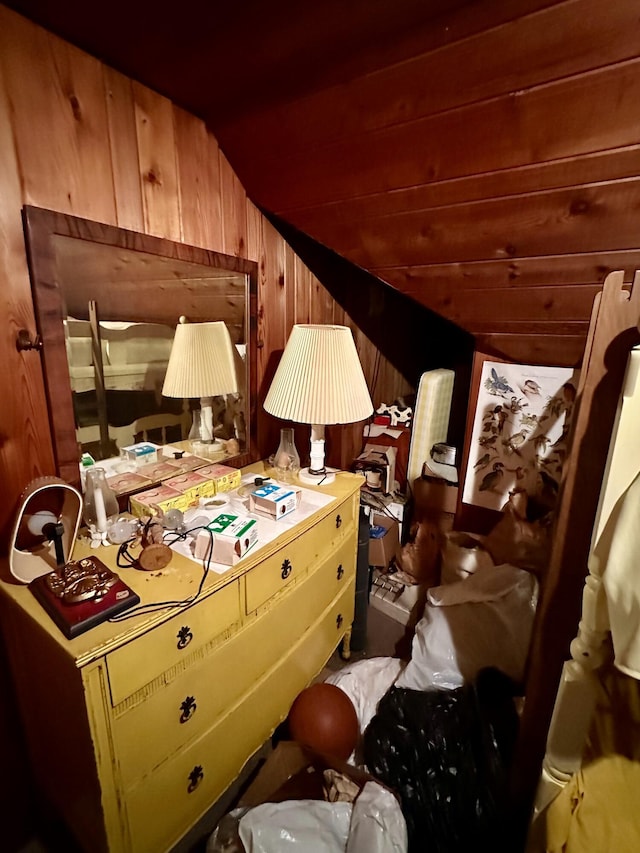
[8,0,640,366]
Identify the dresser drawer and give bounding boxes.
[112,538,356,787]
[245,496,356,613]
[125,580,355,853]
[106,579,241,705]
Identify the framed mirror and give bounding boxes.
[22,206,258,489]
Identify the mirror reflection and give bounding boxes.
[55,235,248,466]
[66,317,246,462]
[22,206,258,488]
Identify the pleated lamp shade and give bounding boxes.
[264,324,373,484]
[162,320,238,400]
[264,324,373,425]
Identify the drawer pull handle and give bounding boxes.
[180,695,197,723]
[336,613,343,630]
[177,626,193,650]
[335,514,342,529]
[281,559,292,580]
[336,564,344,580]
[187,764,204,793]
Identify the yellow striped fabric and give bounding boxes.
[407,368,455,488]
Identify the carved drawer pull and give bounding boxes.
[180,695,197,723]
[281,558,292,580]
[336,613,343,630]
[335,514,342,528]
[177,626,193,650]
[336,564,344,580]
[187,764,204,793]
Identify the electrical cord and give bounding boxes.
[108,524,213,622]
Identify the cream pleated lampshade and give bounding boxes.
[264,324,373,424]
[162,320,238,398]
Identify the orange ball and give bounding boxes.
[288,683,359,760]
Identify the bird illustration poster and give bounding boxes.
[462,361,580,513]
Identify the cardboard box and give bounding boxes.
[106,471,153,497]
[413,475,459,516]
[195,463,241,494]
[249,484,301,519]
[165,470,215,505]
[162,453,211,473]
[240,741,389,808]
[137,459,182,482]
[121,441,159,466]
[130,484,186,518]
[194,512,258,564]
[368,511,400,568]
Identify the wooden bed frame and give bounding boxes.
[456,270,640,846]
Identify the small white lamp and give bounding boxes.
[162,318,238,446]
[264,324,373,485]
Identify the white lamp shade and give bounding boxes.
[162,320,238,399]
[263,324,373,425]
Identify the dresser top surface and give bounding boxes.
[0,462,363,665]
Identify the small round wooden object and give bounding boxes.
[138,542,172,571]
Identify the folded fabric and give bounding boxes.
[545,755,640,853]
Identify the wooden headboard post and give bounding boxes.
[510,270,640,844]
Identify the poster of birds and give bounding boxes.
[462,361,580,513]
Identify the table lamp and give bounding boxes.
[162,318,238,446]
[264,324,373,485]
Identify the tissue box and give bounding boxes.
[165,471,215,505]
[249,484,301,519]
[194,512,259,564]
[130,485,186,518]
[195,464,241,494]
[121,442,159,466]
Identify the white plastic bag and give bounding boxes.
[396,563,538,690]
[324,657,405,737]
[346,782,407,853]
[440,530,494,584]
[238,799,352,852]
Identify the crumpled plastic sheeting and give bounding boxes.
[346,781,407,853]
[325,657,406,735]
[238,800,352,852]
[395,563,537,690]
[363,671,518,853]
[207,781,408,853]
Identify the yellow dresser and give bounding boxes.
[0,464,362,852]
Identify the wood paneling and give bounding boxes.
[207,0,640,366]
[218,0,640,163]
[174,106,224,250]
[132,82,181,241]
[0,8,410,846]
[104,67,144,233]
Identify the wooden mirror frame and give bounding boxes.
[22,205,259,487]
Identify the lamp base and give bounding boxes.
[299,467,336,486]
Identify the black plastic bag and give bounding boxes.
[362,667,518,853]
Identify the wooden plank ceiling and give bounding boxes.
[8,0,640,366]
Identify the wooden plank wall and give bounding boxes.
[216,0,640,367]
[0,8,409,846]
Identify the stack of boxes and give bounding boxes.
[129,463,241,518]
